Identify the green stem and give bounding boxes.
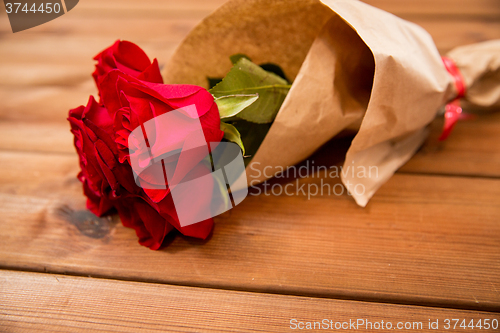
[214,84,292,95]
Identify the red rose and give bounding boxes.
[69,41,224,249]
[68,95,140,206]
[92,40,163,90]
[99,69,224,246]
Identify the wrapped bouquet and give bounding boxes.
[68,0,500,249]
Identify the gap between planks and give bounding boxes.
[1,269,499,333]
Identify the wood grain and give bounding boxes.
[0,0,499,88]
[362,0,500,18]
[0,122,74,154]
[1,270,498,333]
[0,82,96,123]
[0,151,499,311]
[0,19,498,87]
[398,112,500,177]
[0,0,499,330]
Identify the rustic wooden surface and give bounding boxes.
[1,270,498,333]
[0,0,499,331]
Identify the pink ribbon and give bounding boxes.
[439,56,469,141]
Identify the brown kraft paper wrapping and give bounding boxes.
[162,0,500,206]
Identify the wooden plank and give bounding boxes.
[0,16,499,100]
[362,0,500,18]
[399,112,500,177]
[0,0,497,25]
[0,5,499,86]
[0,35,181,71]
[0,4,211,39]
[2,270,498,333]
[416,19,500,54]
[1,16,499,63]
[0,122,74,154]
[79,0,500,18]
[0,37,180,87]
[0,0,498,53]
[0,151,499,311]
[77,0,229,18]
[0,83,96,123]
[1,104,499,177]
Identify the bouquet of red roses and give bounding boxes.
[69,40,288,249]
[68,41,224,249]
[69,0,500,250]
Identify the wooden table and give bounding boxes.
[1,0,499,331]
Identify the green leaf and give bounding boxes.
[207,77,223,89]
[210,58,291,124]
[230,120,272,165]
[220,122,245,155]
[259,63,289,82]
[229,53,251,64]
[215,94,259,119]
